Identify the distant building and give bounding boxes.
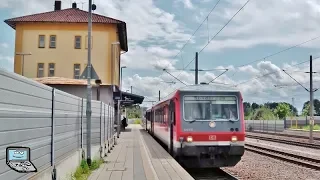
[4,0,128,87]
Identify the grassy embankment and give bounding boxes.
[289,124,320,131]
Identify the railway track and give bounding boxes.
[247,131,320,141]
[245,143,320,170]
[187,168,238,180]
[246,134,320,149]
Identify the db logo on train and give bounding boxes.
[208,135,216,141]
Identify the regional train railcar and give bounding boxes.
[146,85,245,168]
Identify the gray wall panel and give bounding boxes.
[0,70,116,179]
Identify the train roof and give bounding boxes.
[178,84,239,92]
[152,84,240,107]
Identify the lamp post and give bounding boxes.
[15,52,32,76]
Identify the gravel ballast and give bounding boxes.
[245,137,320,160]
[246,132,320,145]
[222,151,320,180]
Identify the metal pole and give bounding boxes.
[195,52,198,85]
[131,86,132,93]
[121,68,123,90]
[309,55,314,143]
[97,85,100,101]
[86,0,93,166]
[117,100,121,138]
[80,98,83,149]
[99,101,102,158]
[159,90,160,101]
[51,88,56,180]
[22,55,24,76]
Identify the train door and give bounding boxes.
[151,110,154,135]
[145,112,148,131]
[168,100,176,156]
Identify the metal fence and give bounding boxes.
[285,116,320,128]
[0,69,116,179]
[245,116,320,133]
[245,120,285,132]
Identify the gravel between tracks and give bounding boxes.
[245,137,320,160]
[222,151,320,180]
[246,132,320,145]
[251,129,320,138]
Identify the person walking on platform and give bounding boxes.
[121,114,128,130]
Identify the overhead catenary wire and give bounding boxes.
[161,0,251,94]
[235,57,320,87]
[180,0,252,71]
[161,0,222,72]
[230,35,320,78]
[153,0,222,98]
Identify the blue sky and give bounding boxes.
[1,0,320,112]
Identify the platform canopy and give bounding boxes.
[113,91,144,105]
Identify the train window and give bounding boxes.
[183,96,239,121]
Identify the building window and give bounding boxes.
[49,35,56,48]
[75,36,81,49]
[85,35,93,49]
[37,63,44,78]
[74,64,81,79]
[48,63,55,77]
[39,35,45,48]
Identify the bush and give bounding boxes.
[251,107,278,120]
[134,119,141,124]
[71,158,104,180]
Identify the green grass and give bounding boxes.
[71,158,104,180]
[289,124,320,131]
[134,119,141,124]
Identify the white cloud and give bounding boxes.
[2,0,320,112]
[0,43,9,48]
[175,0,194,9]
[123,60,320,112]
[0,55,14,70]
[121,45,177,70]
[199,0,320,52]
[238,65,259,74]
[2,0,192,71]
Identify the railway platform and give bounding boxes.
[88,124,194,180]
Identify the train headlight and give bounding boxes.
[231,136,237,142]
[186,136,193,143]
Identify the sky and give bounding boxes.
[1,0,320,113]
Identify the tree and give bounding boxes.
[302,104,310,116]
[243,102,251,116]
[302,99,320,116]
[274,103,290,119]
[251,103,260,110]
[251,107,277,120]
[264,102,297,116]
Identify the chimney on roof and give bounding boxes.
[72,2,77,9]
[54,0,61,11]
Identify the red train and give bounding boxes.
[144,84,245,168]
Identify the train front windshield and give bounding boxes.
[183,96,239,121]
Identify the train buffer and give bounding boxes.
[89,124,194,180]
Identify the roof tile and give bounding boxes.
[5,8,124,29]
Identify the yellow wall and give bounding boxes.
[14,23,121,86]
